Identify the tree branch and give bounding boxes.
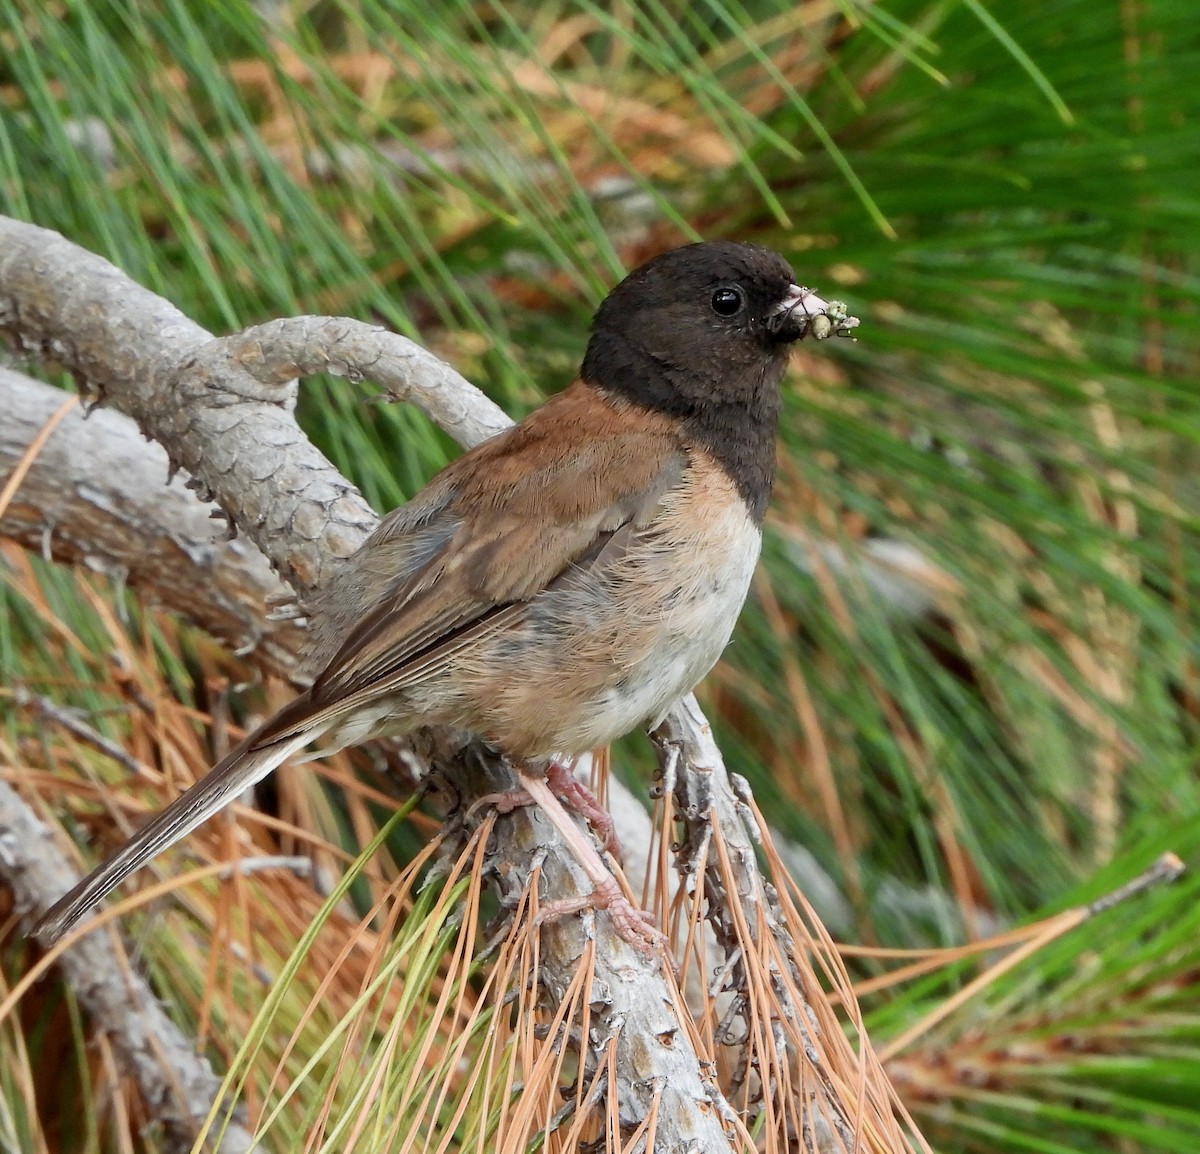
[0,781,262,1154]
[0,367,300,670]
[0,217,748,1151]
[0,215,913,1153]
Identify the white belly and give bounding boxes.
[569,523,761,749]
[516,478,763,756]
[395,457,764,760]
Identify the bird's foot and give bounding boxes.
[468,759,621,861]
[513,768,668,961]
[543,759,622,861]
[533,873,667,955]
[466,786,534,821]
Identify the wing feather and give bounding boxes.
[32,383,686,943]
[264,383,687,740]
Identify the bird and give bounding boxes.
[33,240,857,950]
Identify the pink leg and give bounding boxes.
[544,759,622,860]
[516,769,666,956]
[466,785,533,822]
[469,759,622,861]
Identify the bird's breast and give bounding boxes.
[456,452,762,757]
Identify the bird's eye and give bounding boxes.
[711,286,744,316]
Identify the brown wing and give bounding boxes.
[31,382,684,944]
[258,381,685,744]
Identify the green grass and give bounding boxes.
[1,0,1198,1150]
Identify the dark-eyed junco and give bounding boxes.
[34,241,858,949]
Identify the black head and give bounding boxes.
[581,241,809,520]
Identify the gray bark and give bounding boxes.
[0,215,909,1153]
[0,218,743,1152]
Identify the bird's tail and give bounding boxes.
[32,726,318,946]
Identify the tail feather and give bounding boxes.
[33,728,317,945]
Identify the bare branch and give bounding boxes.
[0,218,375,595]
[439,733,746,1150]
[0,781,262,1154]
[656,700,855,1153]
[0,368,301,669]
[224,316,511,449]
[0,215,915,1153]
[0,217,744,1152]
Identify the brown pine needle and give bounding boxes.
[0,392,78,521]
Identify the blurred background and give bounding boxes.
[1,1,1198,1151]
